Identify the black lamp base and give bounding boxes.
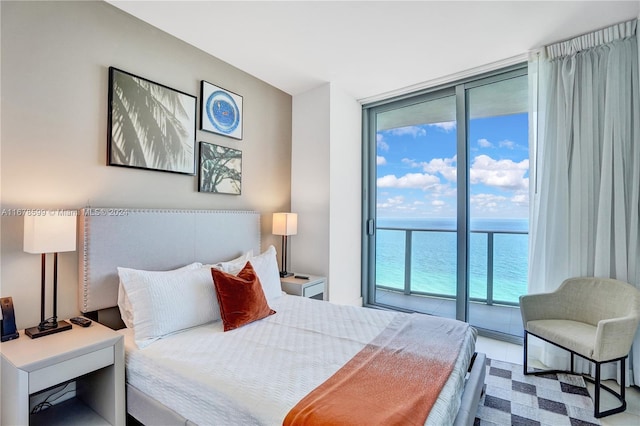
[279,271,293,278]
[25,320,72,339]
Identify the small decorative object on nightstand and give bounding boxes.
[0,320,125,425]
[281,274,326,300]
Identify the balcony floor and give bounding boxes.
[375,288,524,337]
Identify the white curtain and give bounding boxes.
[528,19,640,384]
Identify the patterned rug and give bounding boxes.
[475,358,600,426]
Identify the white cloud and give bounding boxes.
[377,196,403,209]
[470,192,530,217]
[401,158,420,168]
[499,140,516,149]
[377,156,387,165]
[386,196,405,205]
[401,156,458,183]
[428,121,456,132]
[432,200,445,206]
[510,193,529,206]
[470,155,529,191]
[377,173,440,189]
[377,134,389,152]
[432,184,457,198]
[470,193,508,213]
[389,126,427,138]
[478,138,493,148]
[377,195,421,212]
[421,157,457,182]
[471,193,508,206]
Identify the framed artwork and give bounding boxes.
[107,67,196,175]
[200,81,243,140]
[198,142,242,195]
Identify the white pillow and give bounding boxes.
[117,266,220,348]
[208,250,253,271]
[224,245,282,304]
[117,262,202,328]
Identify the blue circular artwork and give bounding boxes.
[206,90,240,134]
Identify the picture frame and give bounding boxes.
[200,80,243,140]
[107,67,197,175]
[198,142,242,195]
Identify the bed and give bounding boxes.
[78,208,486,426]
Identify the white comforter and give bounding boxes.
[122,295,476,425]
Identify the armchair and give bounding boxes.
[520,277,640,418]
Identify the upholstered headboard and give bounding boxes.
[78,208,261,313]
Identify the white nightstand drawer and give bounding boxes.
[281,274,326,300]
[29,346,113,393]
[302,282,324,298]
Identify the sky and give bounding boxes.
[376,113,529,220]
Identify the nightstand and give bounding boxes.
[0,320,125,425]
[281,274,326,300]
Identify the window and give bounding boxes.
[362,65,528,340]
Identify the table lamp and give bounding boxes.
[23,213,76,338]
[272,212,297,277]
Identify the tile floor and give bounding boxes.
[476,336,640,426]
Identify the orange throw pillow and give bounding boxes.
[211,262,276,331]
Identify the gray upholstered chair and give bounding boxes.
[520,277,640,418]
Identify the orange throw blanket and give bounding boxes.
[283,314,469,426]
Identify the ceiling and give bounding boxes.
[107,1,639,102]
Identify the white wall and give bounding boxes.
[0,1,292,329]
[291,85,331,283]
[291,83,362,305]
[328,85,363,305]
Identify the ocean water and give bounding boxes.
[376,218,528,304]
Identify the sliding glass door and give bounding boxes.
[466,74,529,336]
[373,92,459,318]
[363,66,529,339]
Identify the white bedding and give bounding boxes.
[122,295,477,425]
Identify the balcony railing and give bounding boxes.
[376,226,528,307]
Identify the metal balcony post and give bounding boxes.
[486,232,494,306]
[404,230,412,295]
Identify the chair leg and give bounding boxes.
[588,358,627,418]
[594,361,601,416]
[523,331,529,375]
[621,357,626,403]
[570,352,574,374]
[522,331,568,377]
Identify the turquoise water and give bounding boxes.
[376,218,528,304]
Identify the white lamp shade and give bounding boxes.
[24,214,77,254]
[272,213,298,236]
